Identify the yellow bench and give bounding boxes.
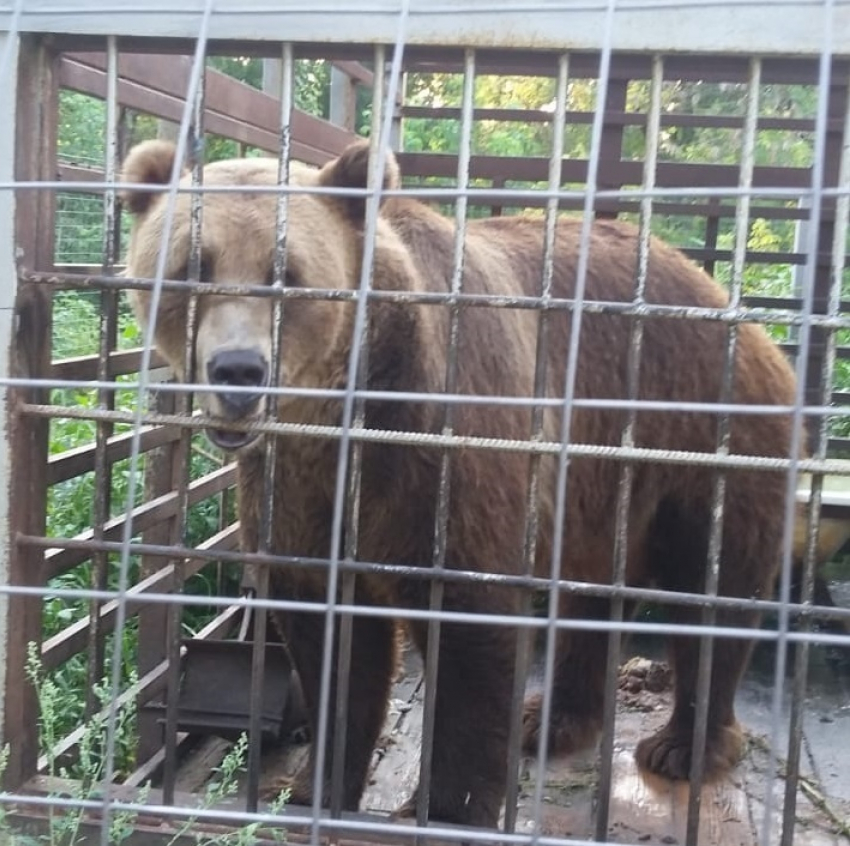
[795,468,850,564]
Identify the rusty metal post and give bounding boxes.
[804,74,848,455]
[135,374,179,763]
[1,33,59,788]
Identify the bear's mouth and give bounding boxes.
[207,427,260,452]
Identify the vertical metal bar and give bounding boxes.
[245,40,294,814]
[136,376,178,763]
[760,5,835,842]
[779,79,850,846]
[528,2,616,840]
[161,58,206,809]
[503,52,569,836]
[309,6,410,842]
[98,5,215,841]
[329,42,386,822]
[416,46,476,830]
[87,34,120,720]
[684,57,760,846]
[594,53,663,844]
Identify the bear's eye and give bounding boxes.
[265,269,299,287]
[171,255,213,283]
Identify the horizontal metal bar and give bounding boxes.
[401,104,834,134]
[6,585,850,672]
[3,1,849,56]
[52,163,818,223]
[13,178,850,203]
[23,271,850,329]
[16,532,850,629]
[20,369,850,428]
[23,376,850,420]
[21,401,850,475]
[5,576,850,651]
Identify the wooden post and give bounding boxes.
[329,65,356,131]
[1,34,59,788]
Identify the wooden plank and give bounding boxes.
[40,524,239,669]
[361,644,423,815]
[596,711,754,846]
[400,104,826,134]
[59,56,280,155]
[44,464,237,578]
[51,347,167,380]
[61,52,358,163]
[174,736,233,795]
[357,651,850,845]
[47,425,180,486]
[396,151,813,190]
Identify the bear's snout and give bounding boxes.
[206,347,269,418]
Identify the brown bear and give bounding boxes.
[121,139,798,829]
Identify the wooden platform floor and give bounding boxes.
[175,647,850,846]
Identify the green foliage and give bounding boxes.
[208,55,331,119]
[208,56,264,90]
[23,641,142,844]
[293,60,332,119]
[0,651,287,845]
[58,92,107,167]
[45,290,239,746]
[165,733,289,846]
[403,73,558,156]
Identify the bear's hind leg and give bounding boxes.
[635,484,780,781]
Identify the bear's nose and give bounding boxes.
[207,348,269,416]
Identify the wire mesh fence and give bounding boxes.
[0,3,849,846]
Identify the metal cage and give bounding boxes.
[1,3,849,846]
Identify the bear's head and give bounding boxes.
[121,140,409,452]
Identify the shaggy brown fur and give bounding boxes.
[121,140,798,828]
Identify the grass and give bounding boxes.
[44,290,241,764]
[0,645,289,845]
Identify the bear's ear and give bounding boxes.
[318,140,400,222]
[120,140,184,215]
